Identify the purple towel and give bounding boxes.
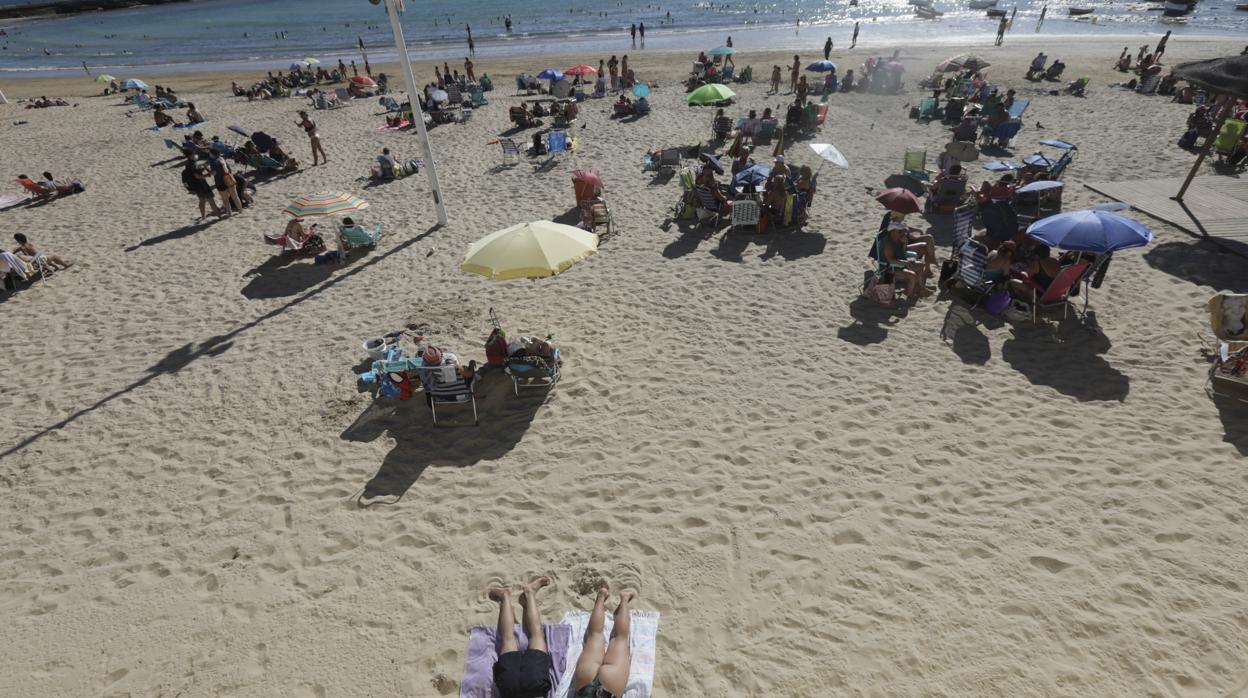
[460,623,571,698]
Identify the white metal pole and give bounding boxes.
[384,0,448,226]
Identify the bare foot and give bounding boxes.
[619,589,637,604]
[488,586,511,604]
[523,575,552,598]
[595,583,611,604]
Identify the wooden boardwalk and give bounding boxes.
[1084,176,1248,255]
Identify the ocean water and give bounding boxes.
[0,0,1244,76]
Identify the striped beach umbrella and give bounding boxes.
[283,191,369,219]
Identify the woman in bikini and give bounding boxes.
[296,110,327,166]
[572,584,636,698]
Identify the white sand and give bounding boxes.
[2,36,1247,697]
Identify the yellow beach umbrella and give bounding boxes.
[462,221,598,281]
[303,57,321,65]
[95,74,116,83]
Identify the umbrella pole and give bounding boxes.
[384,0,449,226]
[1174,100,1231,201]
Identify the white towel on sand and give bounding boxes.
[553,610,660,698]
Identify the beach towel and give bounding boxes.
[376,120,411,132]
[553,610,661,698]
[461,623,571,698]
[0,193,30,211]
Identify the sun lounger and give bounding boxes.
[955,238,994,297]
[552,610,661,698]
[505,349,562,396]
[461,623,571,698]
[1038,139,1078,179]
[1028,261,1090,322]
[644,148,681,173]
[925,176,968,213]
[694,187,725,229]
[16,178,55,199]
[248,154,286,172]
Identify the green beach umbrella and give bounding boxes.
[708,46,736,56]
[303,57,321,65]
[687,83,735,105]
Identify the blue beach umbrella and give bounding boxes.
[1025,209,1153,253]
[120,78,147,91]
[537,68,564,92]
[708,46,736,56]
[631,83,650,98]
[733,164,771,189]
[699,152,724,174]
[982,161,1023,171]
[806,60,838,72]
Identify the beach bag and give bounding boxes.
[222,170,236,188]
[863,274,896,307]
[405,160,420,175]
[986,289,1012,315]
[1178,128,1199,149]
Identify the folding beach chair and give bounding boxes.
[917,96,938,121]
[981,120,1023,148]
[955,238,994,298]
[903,148,929,181]
[951,203,976,251]
[499,138,521,166]
[1006,98,1030,119]
[579,198,613,236]
[337,224,383,262]
[334,87,354,104]
[730,198,760,233]
[1028,262,1090,322]
[1038,139,1078,179]
[925,176,968,213]
[547,131,570,157]
[445,84,463,107]
[1065,77,1089,97]
[423,365,479,425]
[644,149,681,173]
[712,114,733,140]
[505,349,562,396]
[552,81,573,100]
[1135,74,1161,95]
[470,88,488,107]
[694,187,725,229]
[1215,119,1247,163]
[756,119,778,143]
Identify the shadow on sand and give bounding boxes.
[1000,312,1130,402]
[343,371,544,506]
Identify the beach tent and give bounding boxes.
[1172,54,1248,200]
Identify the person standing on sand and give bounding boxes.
[639,22,645,41]
[851,21,859,49]
[769,64,782,94]
[207,150,242,217]
[608,55,619,91]
[296,110,327,166]
[1156,30,1171,58]
[630,23,636,44]
[995,16,1007,46]
[571,584,637,698]
[789,54,800,93]
[464,57,475,82]
[488,577,556,698]
[824,37,832,60]
[351,60,358,77]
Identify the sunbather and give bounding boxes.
[13,233,72,271]
[153,105,175,128]
[572,584,637,698]
[377,148,399,178]
[37,171,83,195]
[487,577,554,698]
[185,102,205,124]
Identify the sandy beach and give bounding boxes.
[2,34,1248,697]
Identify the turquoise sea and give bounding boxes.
[0,0,1244,76]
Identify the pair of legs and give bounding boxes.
[196,192,222,219]
[572,585,635,698]
[490,576,550,656]
[219,184,243,216]
[309,136,328,166]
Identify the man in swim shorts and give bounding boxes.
[489,576,554,698]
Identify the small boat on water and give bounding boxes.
[1236,3,1248,9]
[916,5,944,18]
[1163,0,1195,15]
[967,0,997,8]
[1068,7,1094,15]
[985,7,1007,17]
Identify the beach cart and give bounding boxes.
[1206,293,1248,402]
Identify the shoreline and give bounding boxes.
[1,32,1237,99]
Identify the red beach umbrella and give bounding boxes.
[875,187,922,214]
[351,75,377,86]
[565,64,597,76]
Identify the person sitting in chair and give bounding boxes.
[13,233,72,271]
